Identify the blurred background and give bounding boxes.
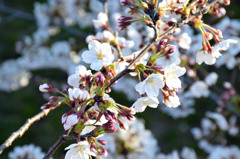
[0,0,240,158]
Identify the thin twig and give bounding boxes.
[115,31,123,58]
[104,1,108,16]
[154,0,160,17]
[0,107,58,155]
[43,131,68,159]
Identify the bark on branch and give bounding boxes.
[0,107,57,155]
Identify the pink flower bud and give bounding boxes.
[97,74,105,87]
[49,96,58,101]
[97,139,107,145]
[39,83,55,92]
[40,103,54,110]
[151,66,163,71]
[118,119,129,130]
[95,77,100,85]
[90,148,95,153]
[165,45,176,55]
[104,111,112,120]
[103,149,108,157]
[159,39,168,45]
[106,72,113,79]
[120,0,132,5]
[91,142,96,148]
[127,114,136,121]
[102,120,117,133]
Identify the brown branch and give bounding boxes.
[0,107,58,155]
[43,131,69,159]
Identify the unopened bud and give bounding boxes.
[39,83,55,92]
[151,66,163,71]
[102,120,117,133]
[120,0,132,5]
[159,39,168,45]
[90,148,95,153]
[141,1,149,10]
[118,119,129,130]
[127,7,139,15]
[97,139,107,145]
[91,142,96,148]
[223,0,230,5]
[95,77,100,84]
[40,103,54,110]
[165,45,175,56]
[106,72,112,79]
[205,32,213,40]
[103,149,108,157]
[127,114,136,121]
[104,111,112,120]
[49,96,58,101]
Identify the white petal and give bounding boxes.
[88,40,101,53]
[135,81,146,95]
[148,97,159,108]
[145,83,159,97]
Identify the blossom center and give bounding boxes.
[147,78,155,85]
[167,71,176,77]
[97,52,104,59]
[76,146,84,152]
[143,101,150,105]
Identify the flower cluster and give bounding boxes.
[35,0,240,158]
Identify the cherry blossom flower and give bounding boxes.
[196,50,216,65]
[156,50,181,68]
[215,52,238,69]
[51,41,71,56]
[68,88,90,101]
[130,97,159,113]
[161,10,181,23]
[181,147,197,159]
[95,30,115,41]
[197,39,238,65]
[135,73,164,97]
[39,83,49,92]
[67,65,92,88]
[207,146,240,159]
[191,127,203,140]
[163,93,181,108]
[205,72,218,86]
[8,144,46,159]
[100,117,159,159]
[93,12,108,29]
[64,141,96,159]
[80,120,99,136]
[62,114,79,130]
[164,64,186,89]
[212,39,238,58]
[178,33,192,50]
[206,112,228,131]
[190,81,209,98]
[82,40,114,71]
